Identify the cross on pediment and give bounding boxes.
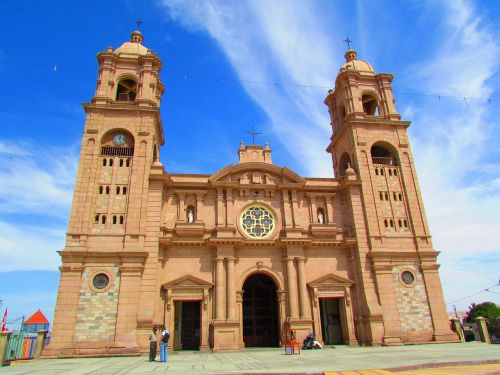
[246,127,262,145]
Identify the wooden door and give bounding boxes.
[181,301,200,350]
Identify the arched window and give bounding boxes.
[113,215,117,225]
[398,193,403,201]
[384,219,388,228]
[99,186,103,194]
[186,205,196,223]
[338,152,352,177]
[394,169,398,176]
[126,159,130,167]
[371,144,398,166]
[375,168,379,175]
[389,169,393,176]
[109,159,114,167]
[102,159,107,167]
[393,192,397,200]
[101,215,106,224]
[379,192,383,201]
[116,186,120,195]
[94,214,99,223]
[384,192,389,200]
[123,186,127,195]
[119,159,124,167]
[404,220,408,228]
[105,186,110,194]
[390,219,394,228]
[317,208,325,224]
[119,215,124,224]
[362,94,380,116]
[116,79,137,101]
[398,219,402,227]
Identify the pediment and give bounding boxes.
[162,274,213,290]
[209,163,305,184]
[307,273,354,287]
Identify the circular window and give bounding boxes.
[401,270,415,285]
[93,273,110,290]
[240,205,275,239]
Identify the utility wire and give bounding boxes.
[446,282,500,305]
[0,59,498,103]
[440,252,498,285]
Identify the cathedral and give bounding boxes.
[43,30,458,357]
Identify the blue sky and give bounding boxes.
[0,0,499,328]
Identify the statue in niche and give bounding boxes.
[187,206,195,223]
[317,209,325,224]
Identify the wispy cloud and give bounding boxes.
[0,140,78,216]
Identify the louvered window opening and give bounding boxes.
[101,146,134,157]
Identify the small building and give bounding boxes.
[23,309,50,333]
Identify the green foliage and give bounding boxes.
[465,302,500,324]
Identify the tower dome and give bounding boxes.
[339,49,375,75]
[114,30,149,57]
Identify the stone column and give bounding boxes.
[226,190,235,227]
[308,196,317,223]
[475,317,491,344]
[296,257,310,320]
[290,191,299,228]
[195,193,203,222]
[285,257,299,319]
[216,189,225,227]
[226,257,236,320]
[282,191,293,228]
[177,192,186,221]
[325,195,335,224]
[215,257,225,320]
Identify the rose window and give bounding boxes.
[240,205,275,239]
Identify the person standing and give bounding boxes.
[160,326,170,363]
[148,327,158,361]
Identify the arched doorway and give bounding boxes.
[242,273,279,347]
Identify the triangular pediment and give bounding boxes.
[307,273,354,287]
[162,274,213,289]
[209,163,305,184]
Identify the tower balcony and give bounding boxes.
[371,157,398,166]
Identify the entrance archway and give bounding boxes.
[242,273,279,347]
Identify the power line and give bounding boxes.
[440,252,498,285]
[0,59,498,104]
[446,282,500,305]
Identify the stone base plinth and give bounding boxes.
[211,320,240,352]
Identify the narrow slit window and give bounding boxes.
[123,186,127,195]
[101,215,106,224]
[384,192,389,200]
[390,219,394,227]
[94,214,99,223]
[384,219,388,228]
[119,159,124,167]
[126,159,130,167]
[116,186,120,195]
[102,159,107,167]
[99,186,103,194]
[113,215,117,224]
[109,159,114,167]
[404,220,408,228]
[393,192,397,200]
[379,192,383,201]
[105,186,110,194]
[389,169,393,176]
[394,169,398,176]
[398,219,402,227]
[119,215,124,224]
[375,168,379,175]
[399,193,403,201]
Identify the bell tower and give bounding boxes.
[325,49,457,344]
[45,30,166,357]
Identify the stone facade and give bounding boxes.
[42,31,458,358]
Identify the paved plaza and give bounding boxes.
[1,342,499,374]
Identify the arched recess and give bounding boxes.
[237,265,285,292]
[242,273,280,347]
[370,141,399,166]
[361,92,380,116]
[115,75,138,101]
[338,152,352,176]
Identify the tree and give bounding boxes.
[465,302,500,324]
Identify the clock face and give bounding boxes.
[113,134,126,146]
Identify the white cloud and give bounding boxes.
[160,0,500,310]
[0,140,78,216]
[0,140,78,271]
